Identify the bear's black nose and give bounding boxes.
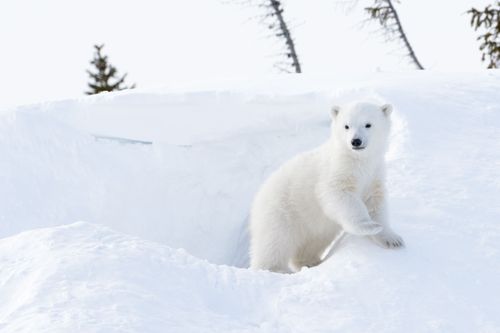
[351,138,362,147]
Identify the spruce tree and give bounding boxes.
[468,2,500,68]
[86,44,135,95]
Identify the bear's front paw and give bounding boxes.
[345,219,383,236]
[371,231,405,249]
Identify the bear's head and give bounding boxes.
[330,102,392,155]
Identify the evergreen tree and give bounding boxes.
[86,44,135,95]
[468,2,500,68]
[365,0,424,70]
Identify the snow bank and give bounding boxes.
[1,219,498,332]
[0,96,328,267]
[0,222,279,333]
[1,72,500,332]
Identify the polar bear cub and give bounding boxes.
[249,102,404,273]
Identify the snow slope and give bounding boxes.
[1,72,499,332]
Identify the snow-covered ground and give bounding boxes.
[1,72,499,332]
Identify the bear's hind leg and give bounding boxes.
[250,236,295,273]
[291,236,334,271]
[250,253,293,274]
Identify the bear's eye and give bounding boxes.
[365,123,371,128]
[344,125,349,130]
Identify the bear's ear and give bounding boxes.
[330,105,341,119]
[381,104,393,116]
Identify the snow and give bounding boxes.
[1,72,500,332]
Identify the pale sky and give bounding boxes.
[0,0,492,109]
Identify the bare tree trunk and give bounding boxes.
[385,0,424,69]
[232,0,302,73]
[268,0,302,73]
[365,0,424,70]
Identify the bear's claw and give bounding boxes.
[372,231,405,249]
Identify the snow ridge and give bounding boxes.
[0,72,499,332]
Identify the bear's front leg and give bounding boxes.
[365,182,404,249]
[318,188,383,236]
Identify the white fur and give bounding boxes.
[249,102,404,273]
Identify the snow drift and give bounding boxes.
[0,72,499,332]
